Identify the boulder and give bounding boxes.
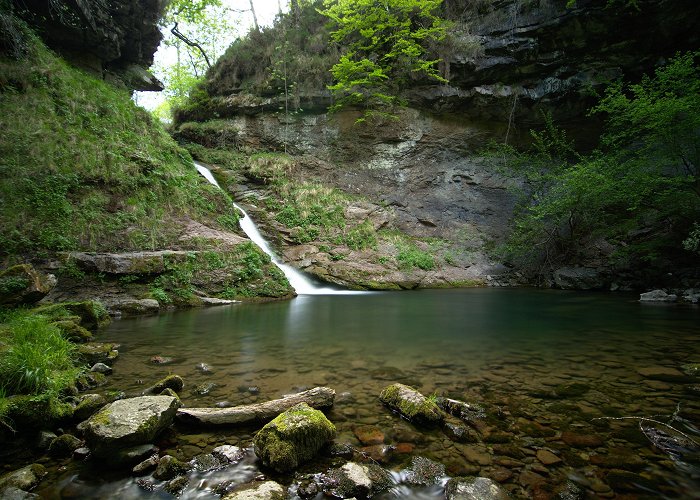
[105,298,160,316]
[77,343,119,366]
[73,394,107,421]
[683,289,700,303]
[153,455,192,481]
[379,383,444,426]
[252,402,335,473]
[34,301,110,329]
[553,267,605,290]
[222,481,286,499]
[404,456,446,486]
[321,461,393,498]
[145,374,184,394]
[445,476,510,500]
[0,264,56,305]
[51,320,93,343]
[639,289,678,302]
[0,464,47,492]
[82,396,180,458]
[48,434,82,458]
[0,486,39,499]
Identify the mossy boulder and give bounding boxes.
[379,383,444,426]
[48,433,82,458]
[146,374,184,394]
[253,402,336,473]
[51,320,93,343]
[34,301,110,330]
[74,394,107,421]
[0,464,47,491]
[76,343,119,366]
[0,264,56,306]
[82,396,181,458]
[3,395,74,430]
[153,455,192,480]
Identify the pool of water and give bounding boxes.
[37,288,700,498]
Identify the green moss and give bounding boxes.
[33,300,110,330]
[253,402,336,472]
[379,383,443,426]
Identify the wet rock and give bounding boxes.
[77,343,119,366]
[639,289,677,302]
[353,424,385,445]
[153,455,192,481]
[322,461,393,498]
[444,420,479,443]
[132,454,159,475]
[145,374,184,394]
[445,476,509,500]
[83,395,180,458]
[590,451,645,471]
[683,289,700,303]
[681,363,700,377]
[553,383,589,399]
[358,444,394,463]
[553,267,605,290]
[90,362,112,374]
[327,442,354,459]
[489,466,513,483]
[436,397,486,425]
[150,355,174,364]
[553,480,586,499]
[404,456,446,486]
[193,382,217,395]
[52,320,93,343]
[48,433,82,458]
[73,447,90,460]
[76,371,108,391]
[212,445,245,463]
[379,383,444,426]
[518,469,547,490]
[0,264,56,305]
[297,477,320,498]
[164,475,189,496]
[222,481,286,499]
[536,449,562,466]
[561,431,603,448]
[106,298,160,317]
[253,402,335,473]
[74,394,107,421]
[0,486,39,499]
[0,464,47,492]
[604,470,657,492]
[215,400,233,408]
[35,431,57,450]
[159,388,181,401]
[459,445,493,466]
[196,362,213,373]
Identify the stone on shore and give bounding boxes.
[253,402,335,473]
[639,289,677,302]
[379,383,444,426]
[82,396,180,458]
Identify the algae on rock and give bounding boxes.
[253,402,335,472]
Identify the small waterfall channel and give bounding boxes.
[194,162,360,295]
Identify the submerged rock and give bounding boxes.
[379,383,444,426]
[253,402,335,473]
[82,396,180,458]
[445,476,510,500]
[321,461,393,498]
[0,264,56,306]
[153,455,192,481]
[145,374,184,394]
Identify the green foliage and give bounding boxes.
[319,0,448,117]
[0,310,80,396]
[396,244,435,271]
[344,220,377,250]
[0,33,235,258]
[683,223,700,255]
[499,52,700,270]
[0,276,29,295]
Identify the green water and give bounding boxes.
[42,289,700,498]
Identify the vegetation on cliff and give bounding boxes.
[498,52,700,277]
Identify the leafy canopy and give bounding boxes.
[499,51,700,271]
[319,0,448,119]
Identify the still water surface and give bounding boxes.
[42,289,700,498]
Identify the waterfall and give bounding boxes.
[194,162,362,295]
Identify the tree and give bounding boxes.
[319,0,448,120]
[500,52,700,272]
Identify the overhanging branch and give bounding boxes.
[171,21,211,69]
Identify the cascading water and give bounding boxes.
[194,162,362,295]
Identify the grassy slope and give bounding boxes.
[0,33,238,260]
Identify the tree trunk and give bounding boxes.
[249,0,259,32]
[176,386,335,425]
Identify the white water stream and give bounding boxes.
[194,162,362,295]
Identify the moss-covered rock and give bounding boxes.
[83,395,181,458]
[0,264,56,306]
[76,343,119,366]
[0,463,47,491]
[48,433,82,457]
[34,301,110,330]
[74,394,107,421]
[153,455,192,481]
[379,383,444,426]
[253,402,335,473]
[3,395,73,430]
[51,320,93,343]
[146,374,184,394]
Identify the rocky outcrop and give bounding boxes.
[15,0,165,90]
[82,395,181,458]
[0,264,56,306]
[252,402,336,472]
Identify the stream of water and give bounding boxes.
[36,288,700,499]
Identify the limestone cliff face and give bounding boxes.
[13,0,165,90]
